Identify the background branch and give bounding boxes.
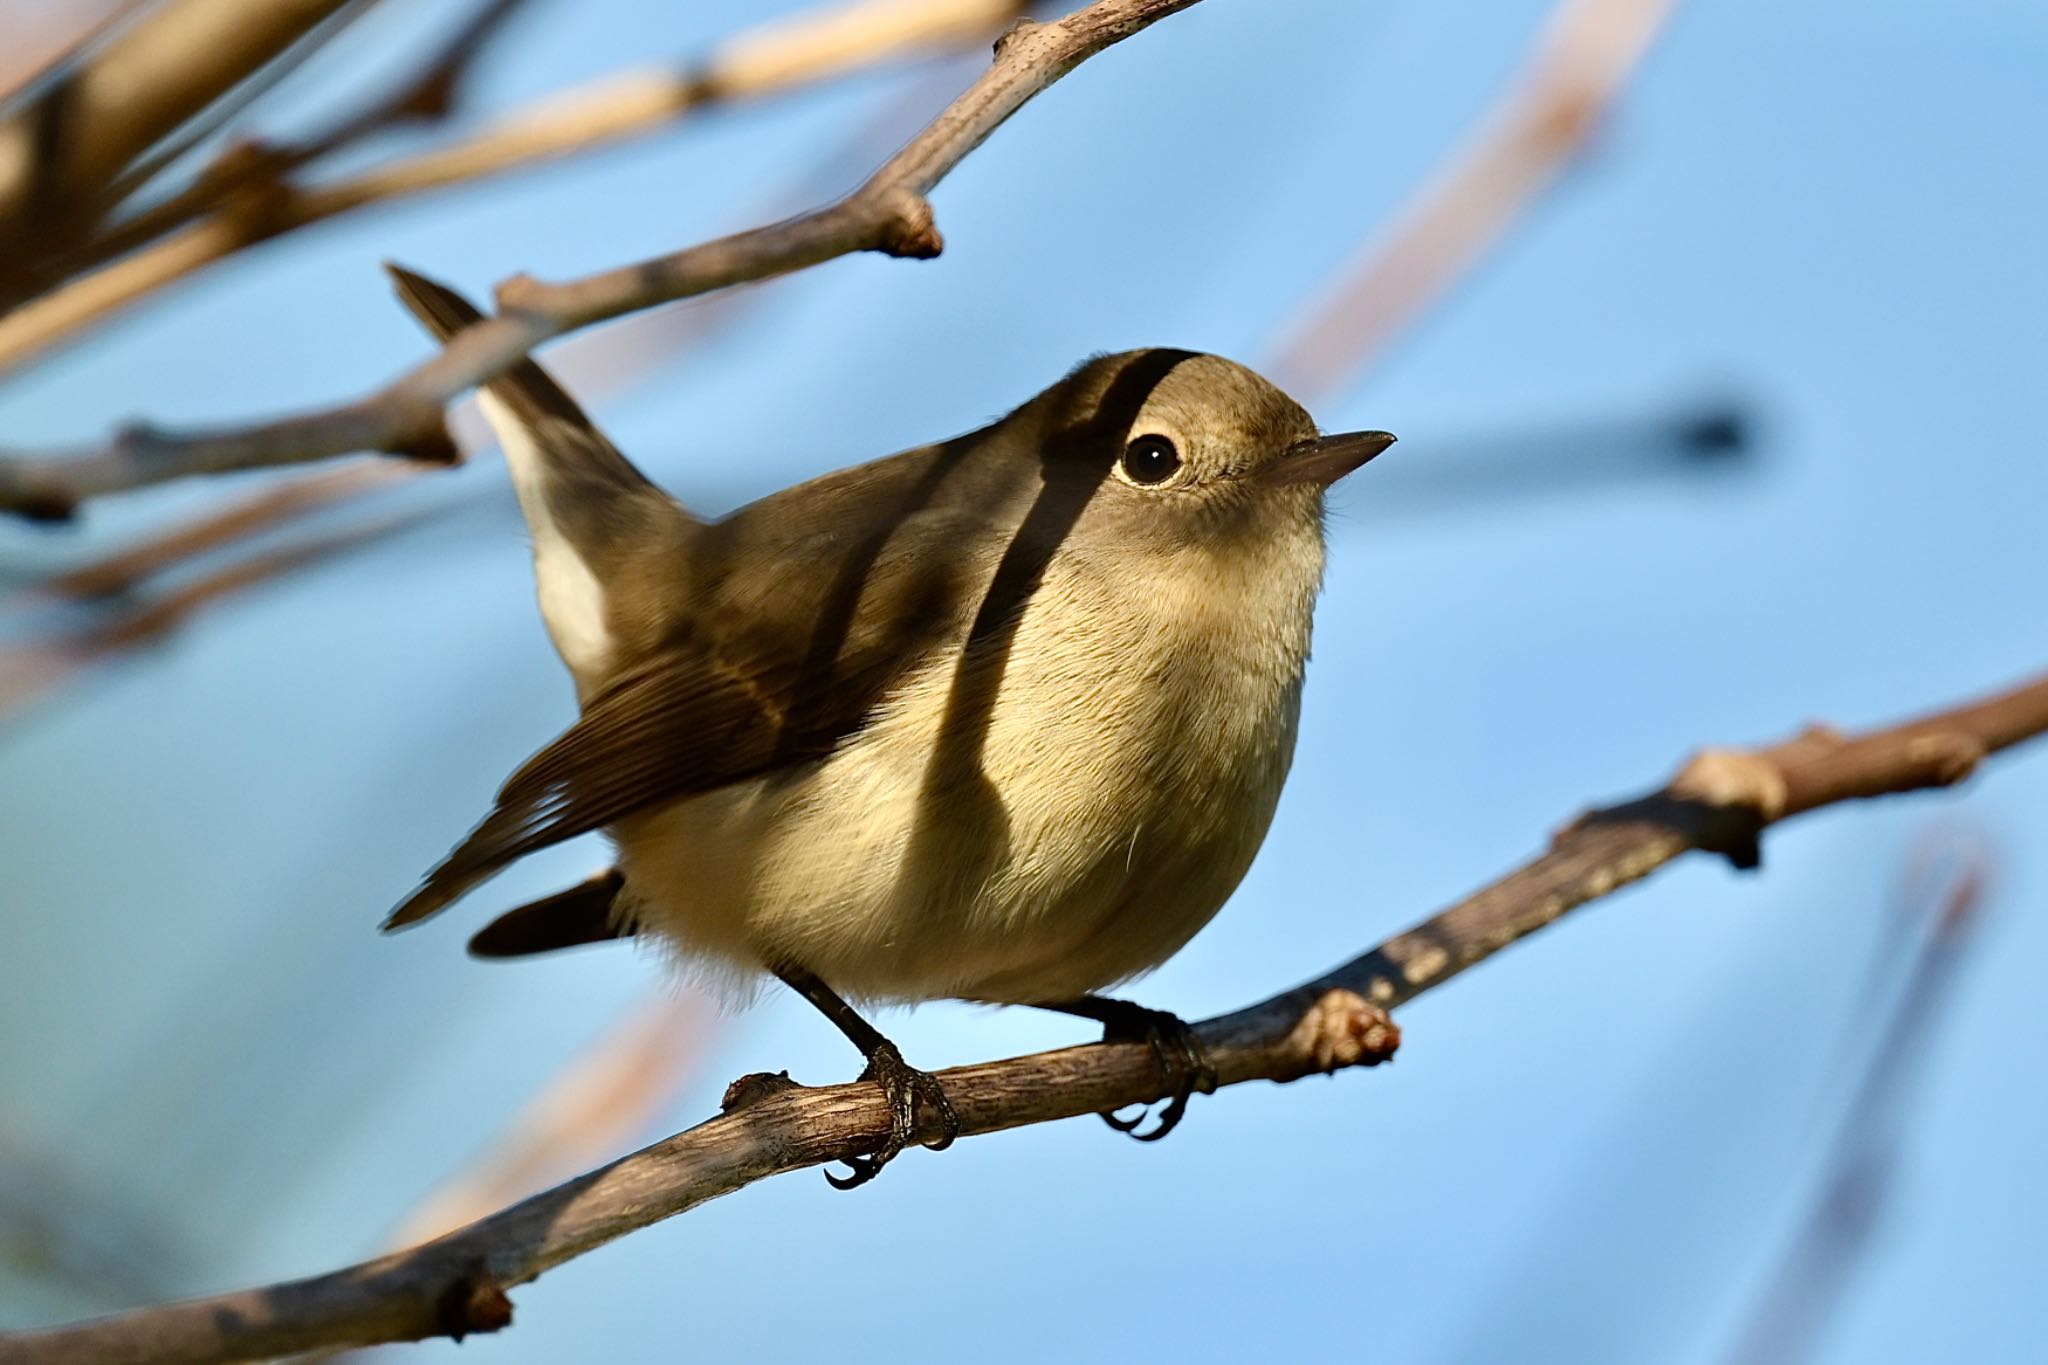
[0,0,361,245]
[0,0,1031,375]
[38,0,535,286]
[0,0,1201,520]
[0,503,443,720]
[7,666,2043,1365]
[0,55,977,674]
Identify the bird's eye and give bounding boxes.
[1120,434,1183,486]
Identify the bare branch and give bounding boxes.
[0,0,1199,519]
[0,2,149,111]
[0,57,960,625]
[7,464,404,606]
[0,503,441,720]
[0,0,1029,378]
[6,667,2043,1365]
[1266,0,1678,401]
[52,0,537,283]
[0,0,360,238]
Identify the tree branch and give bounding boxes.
[0,0,1031,376]
[0,0,1174,519]
[43,0,537,285]
[0,504,444,720]
[0,57,968,658]
[0,0,360,240]
[7,666,2044,1365]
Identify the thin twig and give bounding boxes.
[0,57,970,622]
[6,667,2043,1365]
[0,0,1188,517]
[384,992,716,1251]
[0,0,360,239]
[0,0,1029,378]
[5,463,405,607]
[0,505,442,719]
[59,0,536,282]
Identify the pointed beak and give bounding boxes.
[1266,430,1397,487]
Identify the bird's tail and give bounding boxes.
[466,868,634,958]
[383,263,697,682]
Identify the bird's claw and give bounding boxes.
[1097,1005,1217,1142]
[826,1041,959,1189]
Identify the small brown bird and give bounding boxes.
[381,265,1391,1185]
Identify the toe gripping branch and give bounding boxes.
[770,963,962,1189]
[828,1040,960,1190]
[1089,1002,1219,1143]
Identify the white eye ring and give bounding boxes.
[1116,433,1186,488]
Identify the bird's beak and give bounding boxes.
[1266,430,1397,487]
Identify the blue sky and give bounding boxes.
[3,1,2044,1360]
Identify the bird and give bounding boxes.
[379,264,1393,1186]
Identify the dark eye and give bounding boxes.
[1120,434,1183,486]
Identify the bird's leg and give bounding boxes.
[1035,996,1217,1142]
[773,964,959,1189]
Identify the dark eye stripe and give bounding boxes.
[1121,434,1182,486]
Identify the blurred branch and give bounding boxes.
[0,0,1030,373]
[0,0,361,244]
[0,0,1202,519]
[1718,834,1993,1365]
[1351,394,1755,523]
[1267,0,1678,402]
[384,993,715,1252]
[0,1126,181,1310]
[0,2,150,110]
[6,464,405,607]
[0,55,972,647]
[76,1,380,229]
[0,504,440,720]
[300,992,714,1363]
[8,667,2045,1364]
[67,0,535,277]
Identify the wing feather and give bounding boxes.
[382,512,990,930]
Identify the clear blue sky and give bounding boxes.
[2,1,2044,1360]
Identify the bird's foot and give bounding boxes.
[1095,1003,1217,1143]
[826,1041,960,1190]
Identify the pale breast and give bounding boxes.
[614,527,1325,1005]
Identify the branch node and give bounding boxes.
[434,1265,513,1341]
[384,399,462,466]
[202,136,283,190]
[1288,989,1401,1075]
[994,16,1044,57]
[873,193,943,259]
[113,421,173,460]
[1663,746,1793,869]
[492,272,558,318]
[9,492,78,523]
[1669,746,1790,822]
[1904,731,1987,787]
[721,1070,800,1111]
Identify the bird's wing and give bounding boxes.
[382,500,1003,932]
